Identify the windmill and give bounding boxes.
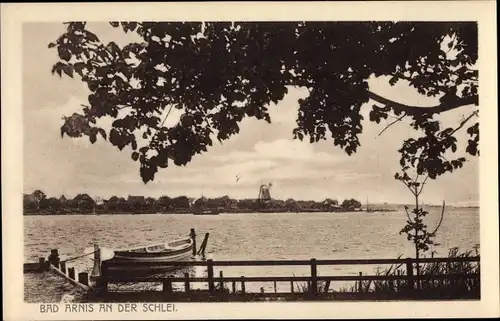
[258,182,273,201]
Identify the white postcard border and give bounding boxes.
[2,1,498,319]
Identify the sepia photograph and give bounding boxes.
[2,1,499,320]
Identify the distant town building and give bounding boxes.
[127,195,146,209]
[24,193,38,203]
[59,195,67,204]
[127,195,145,204]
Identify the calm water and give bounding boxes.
[24,208,479,292]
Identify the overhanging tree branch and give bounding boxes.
[430,200,446,236]
[367,91,478,115]
[449,110,479,136]
[378,112,407,136]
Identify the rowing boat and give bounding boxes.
[112,237,194,262]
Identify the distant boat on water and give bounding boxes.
[192,208,220,215]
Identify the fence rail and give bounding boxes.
[103,273,479,283]
[102,256,479,267]
[99,256,480,297]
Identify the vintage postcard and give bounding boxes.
[2,1,499,320]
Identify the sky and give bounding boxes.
[22,22,479,205]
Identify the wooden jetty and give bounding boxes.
[24,228,480,301]
[23,229,210,294]
[24,250,91,291]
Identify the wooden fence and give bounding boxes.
[99,256,480,297]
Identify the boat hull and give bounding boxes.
[112,237,194,263]
[192,209,220,215]
[113,247,193,262]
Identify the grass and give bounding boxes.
[291,247,480,300]
[339,248,480,299]
[295,279,331,294]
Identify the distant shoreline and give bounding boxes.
[23,210,367,216]
[22,206,478,216]
[23,209,379,216]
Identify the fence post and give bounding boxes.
[358,272,363,292]
[219,271,224,290]
[240,276,246,293]
[406,258,414,293]
[163,278,173,294]
[274,280,277,293]
[290,281,294,293]
[184,272,190,292]
[207,259,214,293]
[232,281,236,294]
[310,258,318,296]
[396,270,401,292]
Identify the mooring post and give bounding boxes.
[310,258,318,296]
[184,272,190,292]
[207,259,214,293]
[78,272,89,286]
[38,257,46,271]
[190,228,197,256]
[91,244,101,280]
[60,261,67,275]
[68,267,75,280]
[406,258,414,293]
[96,271,108,294]
[197,233,210,256]
[49,249,60,268]
[96,262,108,293]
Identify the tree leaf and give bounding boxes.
[62,65,74,78]
[98,128,107,140]
[89,133,97,144]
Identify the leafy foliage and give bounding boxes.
[341,198,362,211]
[50,21,479,183]
[395,166,446,279]
[400,207,436,253]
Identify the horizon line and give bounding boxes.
[22,190,479,207]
